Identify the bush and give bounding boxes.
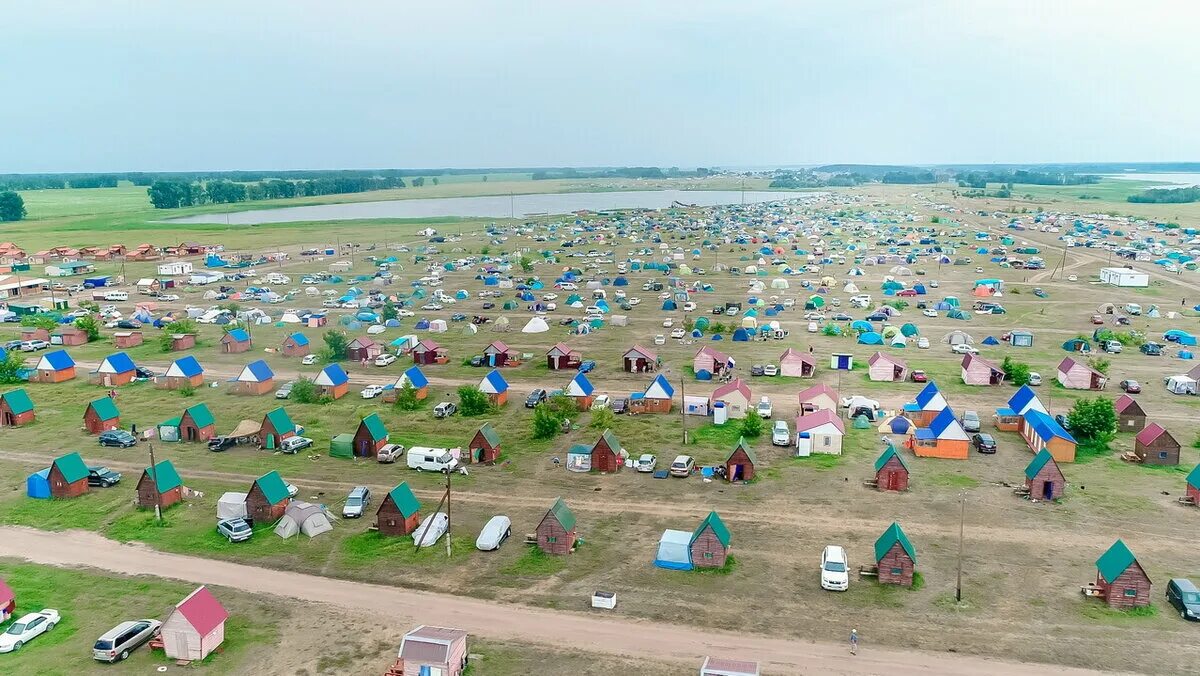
[0,352,25,384]
[1088,357,1111,375]
[289,378,321,404]
[74,315,101,342]
[590,406,615,430]
[1002,356,1031,386]
[1066,397,1116,441]
[458,386,490,416]
[159,319,198,351]
[20,314,57,331]
[393,381,421,411]
[178,384,196,398]
[323,331,349,361]
[740,412,764,438]
[531,405,562,439]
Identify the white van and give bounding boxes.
[407,447,460,473]
[104,291,129,302]
[669,455,695,477]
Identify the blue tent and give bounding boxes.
[614,277,629,286]
[982,336,1000,346]
[1165,329,1197,346]
[662,299,677,311]
[711,334,724,341]
[414,319,430,330]
[850,320,872,332]
[653,530,694,571]
[26,469,50,499]
[732,328,751,342]
[888,417,911,434]
[691,329,703,338]
[695,369,713,381]
[858,331,883,345]
[483,277,498,286]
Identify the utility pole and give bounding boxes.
[680,375,688,445]
[444,465,452,558]
[956,490,965,602]
[149,441,163,523]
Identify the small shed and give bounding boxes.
[710,378,752,419]
[347,336,382,362]
[483,340,515,367]
[589,429,624,473]
[51,325,88,346]
[779,348,815,378]
[546,342,581,370]
[179,403,216,442]
[0,388,36,427]
[797,383,838,415]
[351,413,389,457]
[313,363,350,400]
[794,409,845,456]
[161,586,228,662]
[47,452,90,499]
[168,333,196,351]
[630,373,673,414]
[377,482,421,536]
[281,332,311,357]
[725,437,757,482]
[565,371,595,409]
[1185,464,1200,506]
[874,444,909,492]
[259,407,296,450]
[1134,423,1180,466]
[385,366,429,402]
[93,352,136,387]
[113,330,144,349]
[412,339,448,365]
[31,349,76,383]
[478,369,509,406]
[467,422,501,464]
[960,353,1005,386]
[219,328,252,353]
[622,345,657,373]
[693,346,732,379]
[231,359,275,396]
[245,470,291,523]
[689,511,731,569]
[0,577,13,624]
[1094,539,1152,609]
[700,656,761,676]
[1024,449,1065,501]
[1057,357,1106,390]
[137,459,183,509]
[394,626,469,676]
[161,356,204,390]
[83,397,121,434]
[874,522,917,587]
[1114,394,1147,432]
[535,497,577,555]
[867,351,907,382]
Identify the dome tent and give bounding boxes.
[522,316,550,333]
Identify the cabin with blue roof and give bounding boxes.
[994,385,1046,432]
[231,359,275,396]
[281,332,311,357]
[385,366,429,403]
[631,373,674,414]
[314,363,350,400]
[31,349,76,383]
[566,371,595,408]
[907,407,969,459]
[93,352,137,387]
[902,381,947,427]
[1019,409,1076,463]
[478,369,509,406]
[220,327,252,353]
[162,355,204,390]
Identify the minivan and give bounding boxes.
[1166,578,1200,620]
[104,291,129,302]
[669,455,695,477]
[407,447,460,473]
[93,619,161,662]
[342,486,371,518]
[279,436,313,454]
[820,545,850,592]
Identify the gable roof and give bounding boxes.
[711,377,751,402]
[224,328,250,343]
[479,368,509,393]
[485,340,511,353]
[414,338,441,351]
[794,408,844,433]
[167,355,204,378]
[1057,356,1101,376]
[695,345,730,364]
[874,522,917,564]
[927,407,964,438]
[797,383,837,403]
[183,403,215,429]
[173,586,228,636]
[1113,394,1144,415]
[238,359,274,382]
[263,407,294,433]
[567,372,594,396]
[52,451,89,483]
[1135,422,1177,448]
[347,336,378,349]
[359,413,388,441]
[546,342,577,357]
[1024,448,1058,480]
[386,482,421,518]
[0,388,34,415]
[728,436,758,465]
[546,497,576,531]
[99,352,136,374]
[624,344,657,361]
[961,352,1002,372]
[1023,409,1076,444]
[1007,385,1044,416]
[315,363,349,387]
[285,332,309,346]
[38,349,75,370]
[691,510,731,547]
[779,347,813,364]
[144,459,183,492]
[0,577,12,607]
[474,422,500,448]
[399,366,429,389]
[1187,464,1200,490]
[874,444,908,472]
[644,373,674,398]
[88,396,120,421]
[594,429,621,454]
[1096,539,1142,584]
[913,381,945,408]
[868,351,905,368]
[253,470,290,505]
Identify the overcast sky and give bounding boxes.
[4,1,1199,172]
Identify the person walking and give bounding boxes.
[849,628,859,655]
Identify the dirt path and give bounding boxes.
[0,526,1114,676]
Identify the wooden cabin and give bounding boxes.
[867,351,907,382]
[30,350,76,383]
[83,397,120,434]
[161,586,228,662]
[1094,540,1152,609]
[794,409,844,456]
[1057,357,1106,390]
[219,328,252,353]
[710,378,752,419]
[1024,449,1065,501]
[483,340,516,367]
[392,626,469,676]
[281,332,311,357]
[725,437,757,482]
[313,364,350,400]
[1114,394,1147,432]
[902,382,947,427]
[622,345,657,373]
[92,352,136,387]
[259,408,296,450]
[48,452,90,499]
[1134,423,1180,466]
[908,407,969,460]
[478,369,509,406]
[1019,409,1077,463]
[689,511,731,569]
[384,366,428,402]
[168,333,196,351]
[231,360,275,396]
[546,342,581,370]
[347,337,382,362]
[588,429,623,473]
[629,374,673,414]
[353,413,389,458]
[137,459,183,509]
[376,483,421,536]
[960,353,1005,386]
[467,422,500,464]
[994,385,1044,432]
[779,348,815,378]
[412,339,448,365]
[692,346,731,380]
[160,356,204,390]
[51,325,88,346]
[245,471,291,523]
[0,388,35,427]
[565,372,595,409]
[113,330,143,349]
[874,522,917,587]
[874,445,909,492]
[535,498,577,555]
[1185,464,1200,506]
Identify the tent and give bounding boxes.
[852,415,872,429]
[25,468,50,499]
[217,492,248,520]
[732,328,751,342]
[330,433,354,459]
[858,332,883,345]
[653,529,694,570]
[274,501,333,539]
[981,336,1000,346]
[522,316,550,333]
[879,416,911,434]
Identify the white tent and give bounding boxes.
[748,280,765,292]
[522,316,550,333]
[1165,375,1197,395]
[843,282,860,293]
[274,501,333,539]
[942,330,974,345]
[280,311,302,323]
[770,278,789,289]
[461,323,478,335]
[305,286,320,296]
[366,324,386,334]
[217,492,248,520]
[428,319,448,333]
[741,316,757,329]
[653,529,693,570]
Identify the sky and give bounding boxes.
[3,0,1199,173]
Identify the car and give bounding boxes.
[917,337,930,349]
[820,545,849,592]
[216,517,253,543]
[922,308,937,318]
[98,430,137,448]
[285,482,299,498]
[1102,340,1123,354]
[275,381,295,399]
[420,303,443,311]
[578,359,596,374]
[301,354,318,365]
[910,369,927,383]
[961,410,981,433]
[475,515,512,551]
[1054,413,1071,431]
[653,334,666,345]
[750,364,765,376]
[396,309,415,317]
[763,364,778,376]
[975,266,984,273]
[1091,314,1105,325]
[972,433,997,454]
[207,436,237,452]
[342,486,371,518]
[280,436,313,454]
[803,311,825,320]
[951,344,979,355]
[831,312,852,321]
[375,353,397,367]
[433,401,457,418]
[611,397,628,414]
[1120,379,1142,393]
[712,305,725,315]
[591,394,611,410]
[669,455,696,477]
[928,280,940,288]
[1,339,21,351]
[133,366,154,379]
[807,321,819,333]
[361,384,385,399]
[159,294,180,302]
[865,313,887,322]
[1028,372,1043,386]
[92,619,161,663]
[116,320,143,330]
[450,313,467,322]
[756,396,773,419]
[20,340,48,352]
[469,355,485,367]
[662,317,674,328]
[771,420,790,446]
[1166,578,1200,621]
[636,453,657,473]
[670,327,685,339]
[0,609,60,652]
[524,387,554,410]
[725,306,738,316]
[896,289,917,297]
[87,466,122,487]
[1141,342,1163,356]
[682,301,696,311]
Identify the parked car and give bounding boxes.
[376,443,405,464]
[20,340,49,352]
[342,486,371,518]
[475,515,512,551]
[468,355,485,367]
[0,609,60,652]
[1028,372,1043,386]
[922,309,937,318]
[916,337,930,349]
[951,343,979,355]
[98,430,137,448]
[275,381,295,399]
[756,396,773,419]
[807,321,819,333]
[669,455,696,477]
[763,364,778,376]
[433,402,457,418]
[636,454,657,473]
[525,388,547,408]
[1166,578,1200,621]
[375,353,397,367]
[1141,342,1163,356]
[413,512,449,548]
[1091,314,1105,325]
[750,364,765,376]
[1120,379,1142,394]
[280,436,313,454]
[910,369,927,383]
[653,334,666,345]
[972,433,997,454]
[611,397,628,414]
[772,420,790,446]
[92,619,161,662]
[591,394,610,410]
[207,436,237,452]
[285,482,299,498]
[360,384,385,399]
[820,545,849,592]
[960,410,981,433]
[87,466,122,487]
[578,360,596,374]
[1102,340,1123,354]
[216,517,252,543]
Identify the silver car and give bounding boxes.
[93,619,161,662]
[217,517,252,542]
[475,515,512,551]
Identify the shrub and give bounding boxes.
[590,406,615,429]
[289,378,321,404]
[740,412,764,438]
[1001,356,1031,386]
[323,331,349,361]
[458,386,490,416]
[1066,397,1116,441]
[393,381,421,411]
[531,405,562,439]
[74,315,101,342]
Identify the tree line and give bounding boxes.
[147,175,409,209]
[1127,186,1200,204]
[768,170,867,189]
[531,167,711,181]
[955,170,1099,189]
[0,174,120,191]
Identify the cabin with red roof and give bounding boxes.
[161,586,229,661]
[960,353,1005,386]
[1057,357,1106,390]
[710,378,752,419]
[545,342,581,370]
[867,352,907,382]
[796,383,838,415]
[622,345,657,373]
[779,348,815,378]
[483,340,516,367]
[1134,423,1180,466]
[412,339,448,365]
[1114,394,1147,432]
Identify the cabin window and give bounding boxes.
[546,536,557,544]
[1124,587,1138,597]
[823,437,831,447]
[703,552,713,560]
[1159,451,1168,459]
[891,567,902,575]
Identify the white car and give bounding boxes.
[951,343,979,355]
[682,302,696,312]
[662,318,674,328]
[591,394,611,410]
[559,283,578,291]
[917,337,930,349]
[771,420,790,446]
[756,397,773,419]
[636,454,657,473]
[475,515,512,551]
[922,309,937,317]
[0,609,60,652]
[804,311,825,320]
[542,293,558,301]
[421,303,443,311]
[928,280,939,288]
[375,353,397,367]
[763,364,778,376]
[627,297,641,306]
[820,545,849,592]
[361,384,385,399]
[1067,274,1078,282]
[1028,372,1043,386]
[653,334,666,345]
[285,482,299,498]
[322,299,341,308]
[670,328,685,339]
[397,309,415,317]
[807,321,819,333]
[301,354,318,365]
[159,294,180,302]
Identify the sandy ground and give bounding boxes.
[0,526,1119,676]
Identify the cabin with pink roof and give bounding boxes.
[794,409,845,456]
[692,345,732,380]
[779,348,815,378]
[1114,394,1146,432]
[710,378,752,419]
[545,342,581,370]
[797,383,838,415]
[483,340,517,367]
[1057,357,1106,390]
[622,345,657,373]
[960,353,1005,386]
[1134,423,1180,466]
[161,586,229,661]
[867,352,907,382]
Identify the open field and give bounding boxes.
[3,179,1200,673]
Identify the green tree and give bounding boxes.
[432,177,439,186]
[682,316,695,332]
[458,385,490,416]
[1066,397,1117,441]
[740,412,764,438]
[1001,356,1031,386]
[544,393,578,418]
[381,303,398,321]
[0,192,26,221]
[532,404,563,439]
[74,315,100,342]
[590,406,615,430]
[519,257,533,273]
[1088,357,1111,375]
[20,314,58,331]
[322,331,349,361]
[0,351,25,384]
[393,381,421,411]
[289,378,321,404]
[159,318,198,351]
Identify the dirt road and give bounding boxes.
[0,526,1114,676]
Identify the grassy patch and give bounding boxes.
[339,530,470,567]
[501,545,566,576]
[1080,601,1159,622]
[689,423,744,448]
[844,581,906,609]
[0,489,127,531]
[791,453,843,470]
[924,472,981,489]
[691,554,738,575]
[911,571,926,590]
[1074,438,1113,463]
[933,592,975,611]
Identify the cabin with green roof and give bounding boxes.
[377,482,421,536]
[179,403,216,442]
[874,522,917,586]
[1094,539,1152,609]
[137,459,184,509]
[1024,449,1065,501]
[83,397,120,434]
[353,413,390,458]
[0,388,35,426]
[259,407,296,450]
[467,422,501,464]
[589,428,623,473]
[873,444,909,492]
[1186,464,1200,506]
[246,470,291,523]
[725,436,758,482]
[689,511,731,568]
[49,451,90,499]
[536,497,577,555]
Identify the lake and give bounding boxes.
[1103,173,1200,189]
[164,190,810,225]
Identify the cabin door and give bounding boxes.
[2,412,12,426]
[186,426,197,441]
[166,631,190,658]
[265,433,275,450]
[359,439,370,457]
[1043,482,1054,500]
[887,472,900,491]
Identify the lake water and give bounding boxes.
[1103,173,1200,189]
[165,190,810,225]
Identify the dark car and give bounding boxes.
[750,364,765,376]
[712,305,726,315]
[525,388,548,408]
[115,320,142,330]
[1119,379,1142,394]
[98,430,138,448]
[1141,342,1163,356]
[1166,578,1200,621]
[578,360,596,374]
[450,313,467,322]
[865,313,887,322]
[972,433,997,454]
[612,398,628,414]
[910,370,927,383]
[207,436,237,452]
[469,355,485,367]
[831,313,853,321]
[87,466,122,487]
[134,366,155,379]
